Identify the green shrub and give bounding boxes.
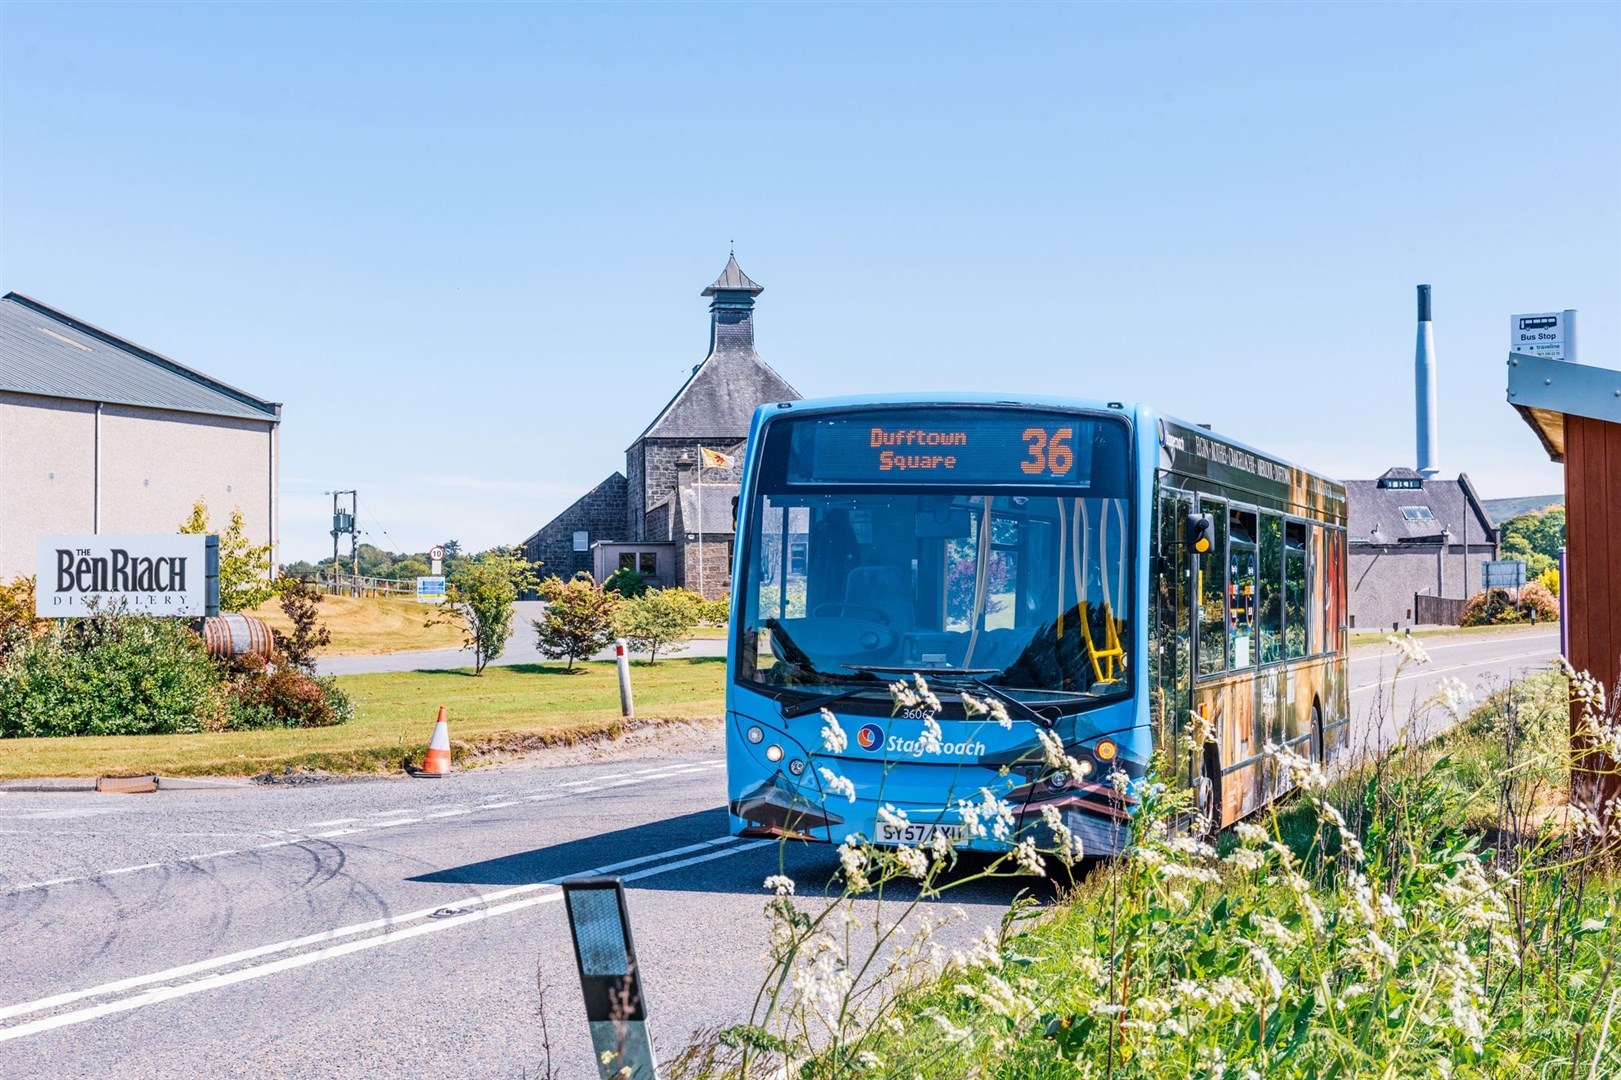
[220,654,352,730]
[0,615,222,737]
[1461,580,1559,626]
[615,587,704,662]
[604,567,649,598]
[700,595,730,627]
[534,573,621,670]
[0,575,45,661]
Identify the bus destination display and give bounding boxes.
[787,409,1106,486]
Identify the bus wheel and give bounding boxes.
[1193,745,1222,839]
[1310,704,1325,764]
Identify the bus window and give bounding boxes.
[1284,521,1307,660]
[1228,509,1258,670]
[1309,524,1326,655]
[1197,497,1227,676]
[1258,513,1283,665]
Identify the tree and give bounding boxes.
[178,500,275,611]
[615,587,704,664]
[429,547,540,674]
[1499,506,1565,579]
[604,567,649,598]
[533,573,621,671]
[272,577,331,674]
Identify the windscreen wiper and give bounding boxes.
[844,666,1054,727]
[781,673,887,719]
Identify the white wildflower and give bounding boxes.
[895,845,929,878]
[819,709,847,753]
[877,803,909,830]
[931,1012,969,1043]
[763,874,795,896]
[919,713,944,754]
[1040,804,1085,862]
[1013,836,1046,875]
[1249,945,1285,997]
[1255,914,1299,948]
[911,673,942,714]
[838,835,871,892]
[856,1050,883,1069]
[1109,767,1132,795]
[818,767,857,803]
[1431,676,1475,719]
[1387,633,1431,665]
[1234,821,1268,845]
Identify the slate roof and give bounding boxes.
[702,254,763,296]
[0,292,279,422]
[1346,468,1496,546]
[638,257,799,442]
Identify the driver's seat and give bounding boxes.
[845,565,914,630]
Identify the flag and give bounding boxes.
[700,446,736,469]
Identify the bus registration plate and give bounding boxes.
[875,821,965,847]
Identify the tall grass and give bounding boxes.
[669,649,1621,1078]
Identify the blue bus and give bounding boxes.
[726,395,1348,855]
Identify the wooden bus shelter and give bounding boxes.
[1509,350,1621,811]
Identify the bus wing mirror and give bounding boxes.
[731,496,739,530]
[1185,513,1215,555]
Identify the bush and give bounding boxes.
[534,573,622,670]
[1540,566,1560,597]
[700,595,730,627]
[615,587,704,663]
[219,654,352,730]
[0,575,44,661]
[604,567,649,598]
[272,577,331,673]
[0,615,222,737]
[1461,580,1559,626]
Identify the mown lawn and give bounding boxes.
[0,658,726,779]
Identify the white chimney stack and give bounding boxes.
[1415,284,1438,479]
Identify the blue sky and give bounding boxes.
[3,2,1616,561]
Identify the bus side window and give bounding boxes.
[1258,513,1283,665]
[1197,498,1227,676]
[1284,520,1307,660]
[1228,509,1258,670]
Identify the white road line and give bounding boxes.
[0,835,762,1039]
[423,809,471,819]
[101,864,159,876]
[305,818,359,827]
[478,801,519,810]
[1350,648,1555,695]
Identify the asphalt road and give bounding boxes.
[0,627,1559,1078]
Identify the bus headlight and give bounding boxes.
[766,744,784,763]
[788,758,806,776]
[746,726,764,744]
[1092,739,1118,764]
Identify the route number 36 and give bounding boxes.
[1020,427,1076,476]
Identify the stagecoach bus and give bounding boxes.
[725,394,1348,855]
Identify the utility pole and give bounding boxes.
[327,490,358,596]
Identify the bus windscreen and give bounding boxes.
[786,409,1120,487]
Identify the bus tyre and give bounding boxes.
[1310,705,1325,764]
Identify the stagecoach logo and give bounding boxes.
[35,534,215,618]
[857,724,885,750]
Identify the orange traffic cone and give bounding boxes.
[410,706,453,778]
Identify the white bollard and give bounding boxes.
[615,638,634,718]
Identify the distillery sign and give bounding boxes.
[35,534,219,617]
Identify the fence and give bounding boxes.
[1414,593,1465,627]
[313,572,418,599]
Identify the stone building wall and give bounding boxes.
[521,473,628,582]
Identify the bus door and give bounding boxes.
[1152,486,1195,788]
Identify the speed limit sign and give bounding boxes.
[429,546,445,560]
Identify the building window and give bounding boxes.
[1398,506,1435,522]
[619,553,637,572]
[640,552,658,577]
[573,530,590,552]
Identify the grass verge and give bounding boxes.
[248,594,467,656]
[678,665,1621,1078]
[0,657,725,779]
[1348,621,1557,648]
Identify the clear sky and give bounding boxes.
[3,2,1617,561]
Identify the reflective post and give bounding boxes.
[615,639,634,718]
[1559,547,1568,660]
[562,877,658,1080]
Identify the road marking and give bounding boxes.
[0,835,767,1039]
[4,761,723,894]
[1350,648,1555,695]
